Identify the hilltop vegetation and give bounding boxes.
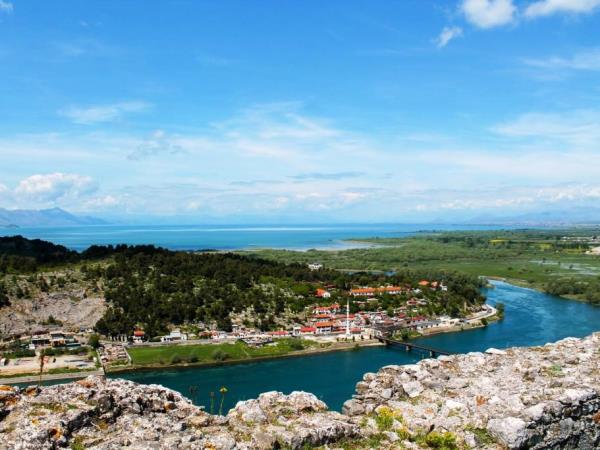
[92,249,483,338]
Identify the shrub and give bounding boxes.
[88,334,101,349]
[418,431,458,449]
[212,350,229,362]
[375,406,402,432]
[171,354,182,364]
[288,339,304,351]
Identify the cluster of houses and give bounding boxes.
[124,280,459,345]
[29,330,81,350]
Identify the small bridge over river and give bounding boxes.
[377,336,451,358]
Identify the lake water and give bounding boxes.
[0,223,512,251]
[112,281,600,411]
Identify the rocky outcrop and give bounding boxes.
[0,333,599,449]
[0,288,106,336]
[343,333,600,449]
[0,377,357,449]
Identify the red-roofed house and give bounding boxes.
[312,303,340,314]
[132,329,145,344]
[300,326,316,335]
[311,313,333,323]
[315,322,334,334]
[315,288,331,298]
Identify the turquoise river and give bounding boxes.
[111,281,600,412]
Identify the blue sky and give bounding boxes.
[1,0,600,223]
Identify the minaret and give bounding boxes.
[346,299,351,337]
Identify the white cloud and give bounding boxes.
[59,101,150,124]
[435,26,464,48]
[492,110,600,146]
[461,0,516,28]
[0,1,13,13]
[128,130,186,160]
[523,48,600,71]
[525,0,600,18]
[15,173,97,203]
[82,195,120,209]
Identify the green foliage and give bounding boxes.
[374,406,401,432]
[87,334,101,349]
[127,339,317,366]
[0,235,78,273]
[288,338,305,351]
[545,277,600,304]
[43,315,62,326]
[70,436,86,450]
[2,348,35,358]
[94,250,345,337]
[416,431,458,449]
[464,425,496,445]
[0,281,10,307]
[254,228,600,303]
[212,349,229,362]
[495,302,505,318]
[40,347,88,357]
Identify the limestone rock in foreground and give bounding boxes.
[0,377,357,449]
[343,332,600,449]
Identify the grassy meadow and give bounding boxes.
[126,338,318,366]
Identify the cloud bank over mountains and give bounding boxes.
[2,101,600,223]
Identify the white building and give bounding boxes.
[161,329,188,343]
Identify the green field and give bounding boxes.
[249,229,600,303]
[126,338,317,366]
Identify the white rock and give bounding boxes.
[485,348,506,355]
[487,416,529,448]
[402,381,424,398]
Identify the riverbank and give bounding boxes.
[0,368,104,385]
[418,304,499,337]
[108,339,384,375]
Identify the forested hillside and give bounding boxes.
[0,236,486,338]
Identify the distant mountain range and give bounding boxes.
[0,208,106,228]
[464,207,600,227]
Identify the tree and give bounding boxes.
[0,282,10,307]
[88,334,101,349]
[495,302,505,319]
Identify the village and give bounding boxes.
[0,272,497,377]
